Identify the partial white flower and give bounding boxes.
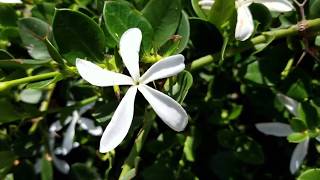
[53,103,103,155]
[276,93,299,117]
[76,28,188,153]
[0,0,22,3]
[198,0,294,41]
[255,122,312,174]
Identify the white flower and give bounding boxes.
[198,0,294,41]
[256,122,309,174]
[0,0,22,3]
[34,122,71,174]
[255,94,318,174]
[76,28,188,153]
[50,103,103,155]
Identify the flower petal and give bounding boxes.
[119,28,142,81]
[290,139,309,174]
[76,58,134,87]
[49,120,63,132]
[79,102,95,115]
[99,86,137,153]
[235,5,254,41]
[255,122,293,137]
[276,93,299,116]
[138,84,188,131]
[60,111,79,155]
[254,0,294,12]
[198,0,215,10]
[0,0,22,3]
[79,117,103,136]
[139,54,185,84]
[52,155,70,174]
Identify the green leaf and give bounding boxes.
[298,102,320,129]
[309,0,320,18]
[18,17,51,60]
[0,59,51,69]
[41,154,53,180]
[208,0,236,32]
[287,132,309,143]
[27,75,62,89]
[175,10,190,54]
[0,151,16,169]
[119,169,136,180]
[298,169,320,180]
[20,89,43,104]
[289,117,308,132]
[0,50,13,59]
[53,9,106,63]
[286,79,309,101]
[0,6,17,27]
[315,35,320,47]
[183,136,195,162]
[0,98,22,124]
[191,0,207,19]
[44,38,65,65]
[31,2,55,24]
[142,0,181,47]
[103,1,153,52]
[165,70,193,104]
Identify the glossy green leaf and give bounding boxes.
[31,2,55,24]
[191,0,207,19]
[0,6,17,27]
[165,70,193,104]
[26,74,62,89]
[103,1,153,52]
[298,102,320,129]
[44,38,65,65]
[53,9,106,63]
[175,11,190,54]
[142,0,181,47]
[18,17,51,59]
[309,0,320,18]
[298,169,320,180]
[0,50,13,59]
[20,89,43,104]
[289,117,308,132]
[208,0,235,32]
[287,132,309,143]
[0,98,22,124]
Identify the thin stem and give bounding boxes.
[0,71,61,91]
[119,109,156,179]
[189,18,320,71]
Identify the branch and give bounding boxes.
[189,18,320,71]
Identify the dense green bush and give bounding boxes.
[1,0,320,179]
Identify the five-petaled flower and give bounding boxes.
[198,0,294,41]
[256,93,320,174]
[76,28,188,153]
